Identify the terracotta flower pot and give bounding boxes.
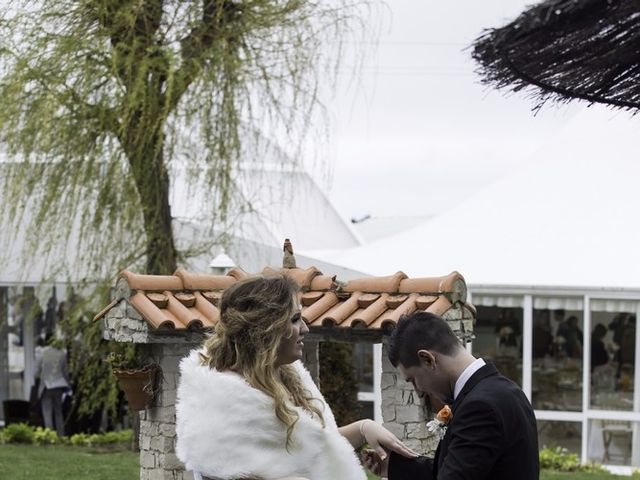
[113,365,159,411]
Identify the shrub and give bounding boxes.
[0,423,132,447]
[100,430,133,444]
[69,429,132,447]
[539,446,605,473]
[2,423,34,444]
[69,433,90,446]
[319,342,360,425]
[33,427,60,445]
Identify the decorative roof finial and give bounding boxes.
[283,238,296,269]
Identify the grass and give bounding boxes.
[0,444,139,480]
[366,470,631,480]
[1,445,634,480]
[540,472,631,480]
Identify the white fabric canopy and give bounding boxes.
[323,105,640,290]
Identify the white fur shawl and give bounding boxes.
[175,350,366,480]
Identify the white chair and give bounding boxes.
[601,420,632,463]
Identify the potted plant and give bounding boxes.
[108,349,160,411]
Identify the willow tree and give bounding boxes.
[0,0,368,277]
[0,0,371,429]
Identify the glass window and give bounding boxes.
[590,311,635,411]
[474,306,522,386]
[532,307,583,411]
[587,419,639,466]
[538,420,582,457]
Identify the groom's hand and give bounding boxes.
[361,448,389,478]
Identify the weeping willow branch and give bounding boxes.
[0,0,374,278]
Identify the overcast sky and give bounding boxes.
[313,0,580,220]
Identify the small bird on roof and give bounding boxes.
[283,238,296,269]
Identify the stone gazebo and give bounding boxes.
[97,265,475,479]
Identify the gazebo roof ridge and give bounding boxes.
[95,267,475,337]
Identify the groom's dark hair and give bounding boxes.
[388,312,462,367]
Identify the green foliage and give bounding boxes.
[0,0,372,277]
[0,422,132,447]
[32,427,62,445]
[55,286,134,422]
[69,429,132,447]
[539,446,605,473]
[1,423,34,444]
[319,341,361,425]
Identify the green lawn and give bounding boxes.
[0,444,139,480]
[366,470,630,480]
[540,472,631,480]
[0,445,632,480]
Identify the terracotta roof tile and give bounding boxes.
[305,292,340,325]
[309,275,336,291]
[346,293,389,328]
[130,292,178,330]
[175,268,237,291]
[95,267,473,332]
[342,271,408,293]
[425,296,453,317]
[119,271,183,291]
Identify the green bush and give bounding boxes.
[319,341,360,426]
[0,423,132,447]
[100,430,133,443]
[1,423,35,444]
[69,433,89,446]
[33,427,61,445]
[539,446,605,473]
[69,429,132,447]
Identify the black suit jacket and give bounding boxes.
[389,362,539,480]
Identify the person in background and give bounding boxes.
[590,324,609,372]
[36,332,70,436]
[494,309,520,357]
[532,313,553,359]
[556,315,583,358]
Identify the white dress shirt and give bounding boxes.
[453,358,486,401]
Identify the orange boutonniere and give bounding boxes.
[427,405,451,441]
[436,405,452,424]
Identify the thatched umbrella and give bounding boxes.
[472,0,640,112]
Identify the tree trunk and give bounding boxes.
[132,148,177,275]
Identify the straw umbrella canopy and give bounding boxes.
[471,0,640,112]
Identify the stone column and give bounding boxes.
[139,343,194,480]
[103,309,203,480]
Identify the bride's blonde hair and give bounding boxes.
[200,275,325,448]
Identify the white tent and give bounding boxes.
[324,105,640,290]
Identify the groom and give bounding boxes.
[367,311,538,480]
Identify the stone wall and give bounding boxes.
[139,343,195,480]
